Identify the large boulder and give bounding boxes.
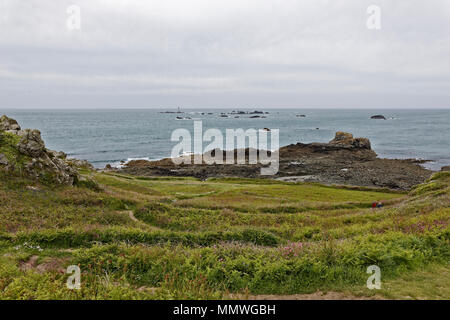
[0,115,90,185]
[330,131,354,144]
[0,153,8,165]
[67,158,94,170]
[23,153,78,185]
[17,129,46,157]
[0,115,21,131]
[329,132,371,149]
[352,137,371,149]
[47,149,67,160]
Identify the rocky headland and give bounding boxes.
[1,115,434,190]
[0,115,92,185]
[119,131,433,190]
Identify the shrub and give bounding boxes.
[75,176,102,192]
[12,227,280,248]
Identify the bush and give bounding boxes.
[12,227,280,248]
[75,176,102,192]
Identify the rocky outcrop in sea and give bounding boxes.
[119,131,432,190]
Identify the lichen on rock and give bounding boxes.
[329,131,371,149]
[0,153,8,165]
[0,115,21,131]
[17,129,46,158]
[0,115,90,185]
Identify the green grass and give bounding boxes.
[0,170,448,300]
[351,262,450,300]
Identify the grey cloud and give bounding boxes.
[0,0,449,108]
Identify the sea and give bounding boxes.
[1,108,449,171]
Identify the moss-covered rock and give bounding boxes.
[0,115,90,185]
[0,153,8,165]
[16,129,45,157]
[74,175,102,192]
[0,131,28,171]
[0,115,21,131]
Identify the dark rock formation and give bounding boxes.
[231,111,247,115]
[120,131,432,190]
[229,110,267,115]
[371,115,386,120]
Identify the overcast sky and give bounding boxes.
[1,0,449,109]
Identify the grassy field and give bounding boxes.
[0,170,448,299]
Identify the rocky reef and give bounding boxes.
[120,131,432,190]
[0,115,92,185]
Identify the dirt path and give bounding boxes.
[127,210,139,222]
[123,210,163,232]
